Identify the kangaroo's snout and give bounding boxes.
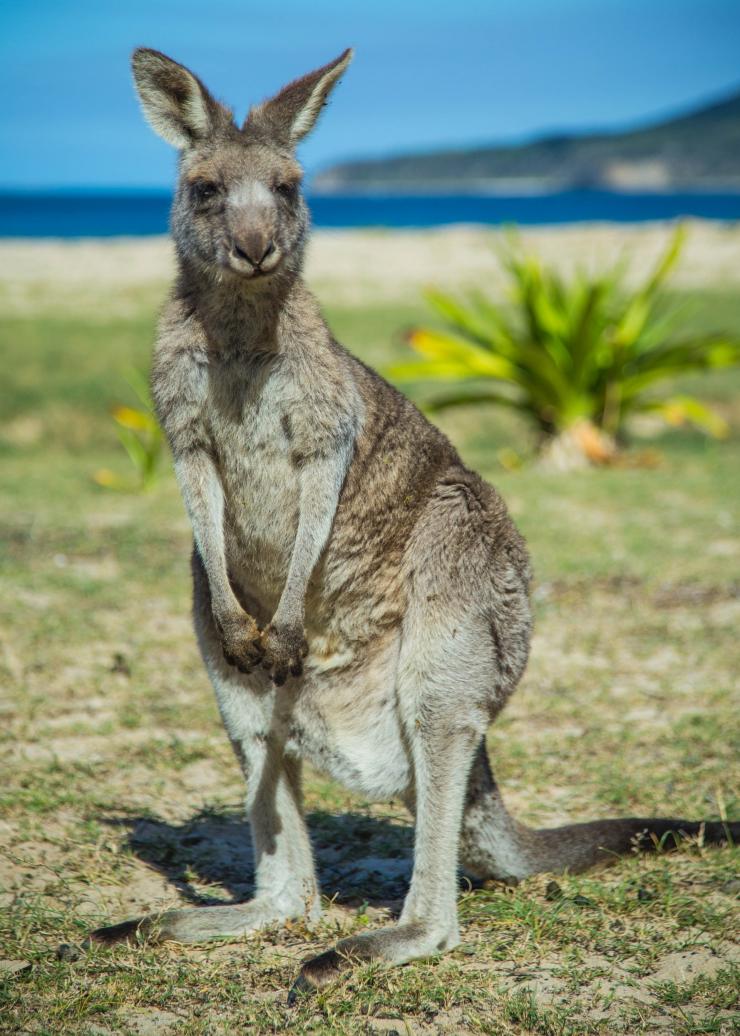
[226,182,280,276]
[231,232,275,269]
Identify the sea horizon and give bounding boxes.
[2,187,740,237]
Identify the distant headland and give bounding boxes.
[313,86,740,195]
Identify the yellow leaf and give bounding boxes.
[112,405,155,432]
[408,329,514,379]
[651,396,728,438]
[496,447,524,471]
[94,468,124,488]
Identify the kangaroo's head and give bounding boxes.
[132,47,352,287]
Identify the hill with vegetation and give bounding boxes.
[314,88,740,193]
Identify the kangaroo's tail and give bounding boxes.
[460,743,737,880]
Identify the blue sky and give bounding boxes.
[2,0,739,188]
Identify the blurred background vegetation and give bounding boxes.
[392,226,740,469]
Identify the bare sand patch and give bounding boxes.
[2,219,740,315]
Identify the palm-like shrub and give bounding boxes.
[389,227,739,463]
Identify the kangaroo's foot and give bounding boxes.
[288,920,459,1004]
[87,895,320,948]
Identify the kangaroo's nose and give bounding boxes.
[232,233,275,267]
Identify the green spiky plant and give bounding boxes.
[94,369,164,491]
[389,226,739,465]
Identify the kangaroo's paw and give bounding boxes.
[86,897,318,949]
[259,622,308,685]
[216,612,265,674]
[288,921,458,1004]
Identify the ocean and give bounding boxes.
[1,190,740,237]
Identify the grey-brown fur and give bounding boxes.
[88,48,739,997]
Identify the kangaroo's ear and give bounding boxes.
[132,48,231,148]
[246,48,353,146]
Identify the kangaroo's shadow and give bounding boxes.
[103,806,415,910]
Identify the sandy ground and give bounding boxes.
[1,218,740,313]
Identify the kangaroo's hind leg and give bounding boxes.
[88,552,320,947]
[290,609,492,998]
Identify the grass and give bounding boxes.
[0,267,738,1035]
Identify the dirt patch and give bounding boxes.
[114,1009,183,1035]
[648,946,738,983]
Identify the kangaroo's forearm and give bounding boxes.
[272,446,351,631]
[174,451,240,623]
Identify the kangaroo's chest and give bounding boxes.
[205,362,303,588]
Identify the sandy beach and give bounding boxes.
[1,218,739,315]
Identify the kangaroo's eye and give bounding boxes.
[192,181,220,204]
[275,181,297,199]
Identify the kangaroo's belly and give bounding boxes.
[287,629,411,800]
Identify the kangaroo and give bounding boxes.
[89,47,738,998]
